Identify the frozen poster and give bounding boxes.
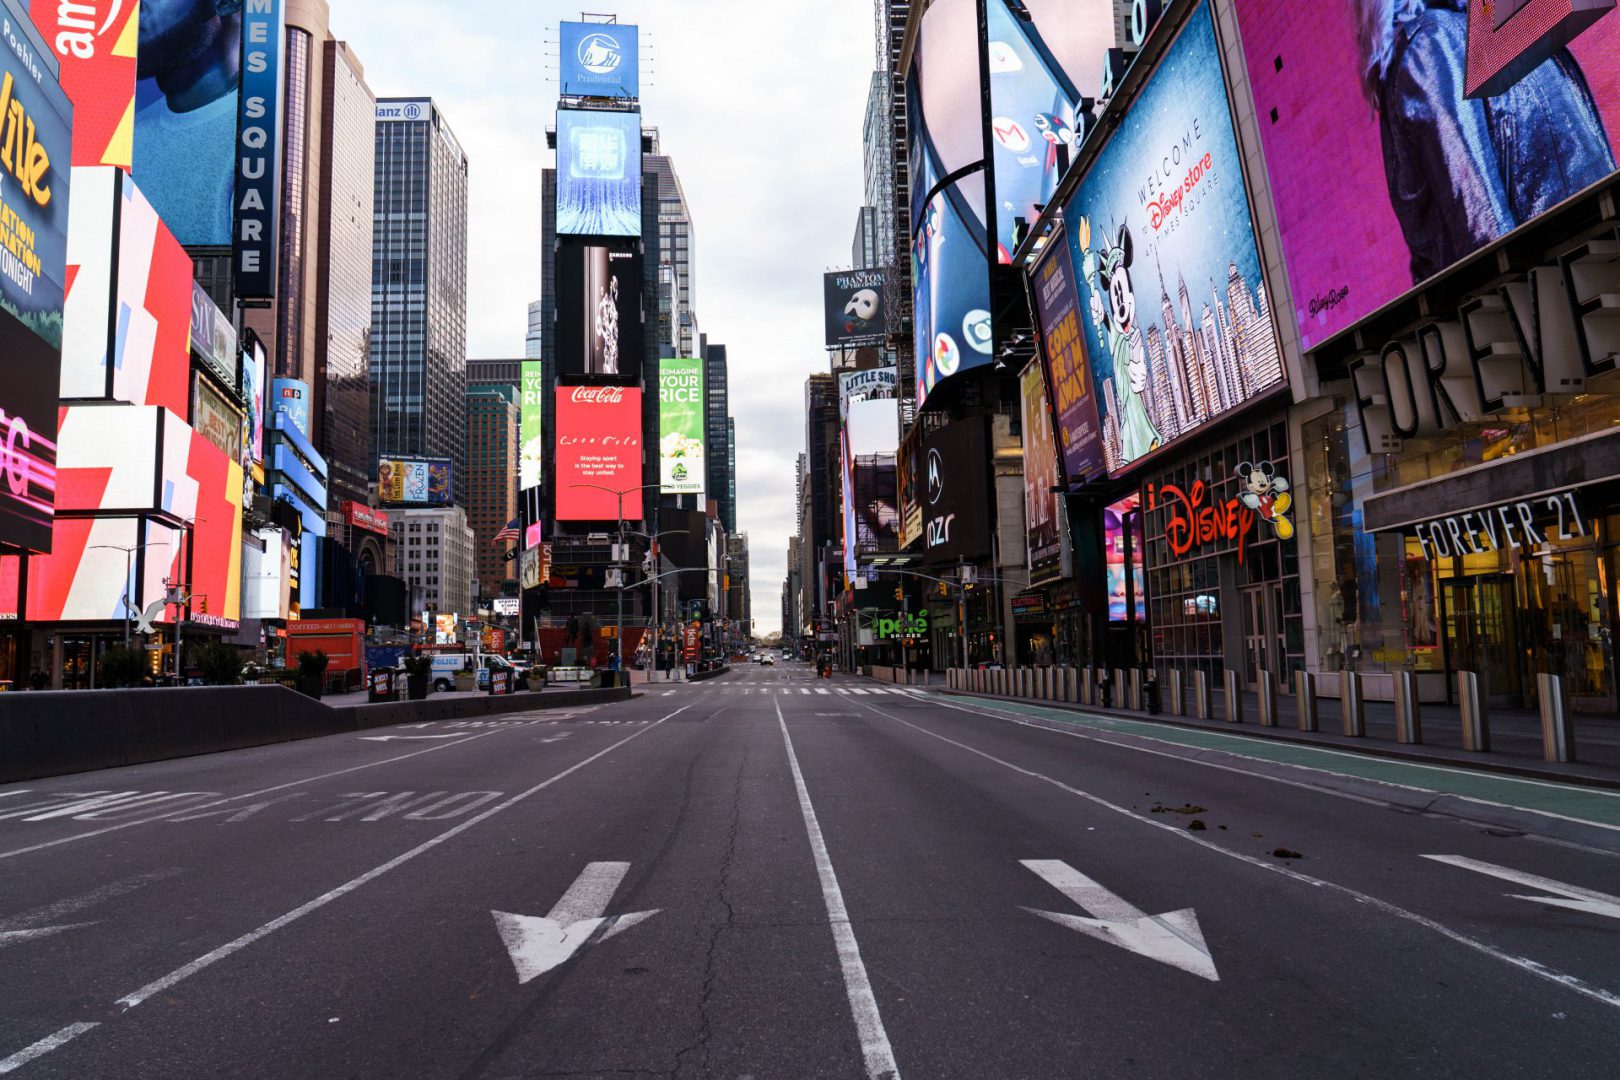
[1064,1,1285,479]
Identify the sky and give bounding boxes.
[335,0,880,635]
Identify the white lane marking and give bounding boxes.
[0,1023,100,1075]
[801,688,811,695]
[0,922,95,947]
[816,688,831,695]
[836,689,849,695]
[356,734,465,743]
[774,699,901,1080]
[0,869,183,944]
[492,861,659,984]
[1021,859,1218,981]
[850,698,1620,1012]
[1422,855,1620,921]
[850,689,870,696]
[108,708,686,1012]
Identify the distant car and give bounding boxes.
[760,653,776,665]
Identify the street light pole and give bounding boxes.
[570,482,662,676]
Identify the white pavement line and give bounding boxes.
[0,728,512,862]
[1422,855,1620,920]
[852,698,1620,1013]
[801,688,811,694]
[816,688,831,695]
[108,706,685,1013]
[0,1024,100,1075]
[0,869,183,932]
[774,699,901,1080]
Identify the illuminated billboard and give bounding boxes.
[555,385,643,522]
[30,0,139,169]
[824,269,887,349]
[378,457,454,507]
[192,375,244,462]
[1233,1,1620,350]
[560,21,639,98]
[232,0,285,301]
[556,108,642,237]
[272,377,311,439]
[1063,2,1284,479]
[1020,359,1067,584]
[520,359,544,491]
[242,335,266,476]
[0,304,59,552]
[554,240,643,378]
[1029,223,1105,487]
[116,174,193,416]
[55,405,162,512]
[658,357,705,494]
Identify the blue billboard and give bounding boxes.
[233,0,285,301]
[1062,1,1284,478]
[272,377,311,440]
[559,21,638,99]
[556,108,641,237]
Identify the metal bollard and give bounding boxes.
[1257,670,1278,727]
[1223,669,1243,723]
[1129,668,1143,711]
[1113,668,1127,709]
[1063,667,1077,703]
[1539,673,1574,763]
[1167,668,1185,716]
[1341,671,1365,737]
[1457,671,1490,752]
[1394,670,1422,744]
[1193,669,1213,719]
[1295,670,1318,732]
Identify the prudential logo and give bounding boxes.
[578,33,622,75]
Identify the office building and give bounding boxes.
[525,300,544,360]
[646,132,700,356]
[371,97,471,489]
[704,341,733,533]
[466,383,520,602]
[466,360,522,386]
[390,505,476,618]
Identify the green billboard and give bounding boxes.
[658,357,705,494]
[520,360,544,491]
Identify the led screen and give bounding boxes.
[272,378,311,439]
[378,458,454,507]
[554,240,643,378]
[1029,223,1106,487]
[520,359,544,491]
[132,3,244,245]
[556,108,642,237]
[242,337,266,476]
[1063,2,1284,479]
[115,174,193,416]
[60,166,116,399]
[0,303,59,551]
[55,405,162,512]
[824,269,887,349]
[1105,493,1145,622]
[1020,359,1065,584]
[559,21,639,98]
[658,357,705,494]
[31,0,139,169]
[1233,0,1620,351]
[554,385,643,522]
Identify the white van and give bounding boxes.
[427,653,527,693]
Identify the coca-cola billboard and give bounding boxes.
[555,386,645,522]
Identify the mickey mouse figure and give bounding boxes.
[1236,461,1294,540]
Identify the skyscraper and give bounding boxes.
[370,97,470,489]
[466,383,519,602]
[645,132,700,357]
[705,341,734,532]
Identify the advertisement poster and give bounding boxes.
[559,21,639,98]
[241,337,266,475]
[1020,359,1066,584]
[190,281,238,390]
[29,0,138,169]
[433,613,457,646]
[1029,223,1105,487]
[920,417,993,566]
[554,386,644,522]
[378,458,454,507]
[823,269,887,349]
[556,108,642,237]
[272,378,311,439]
[0,304,58,552]
[1064,1,1284,479]
[658,357,705,494]
[520,360,544,491]
[555,241,643,378]
[192,376,244,461]
[0,6,71,351]
[1105,493,1145,622]
[1233,0,1620,351]
[114,175,192,417]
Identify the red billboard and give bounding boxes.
[344,501,390,535]
[31,0,139,170]
[555,386,644,522]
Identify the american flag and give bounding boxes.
[492,518,520,545]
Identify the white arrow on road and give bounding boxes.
[356,733,465,742]
[1423,854,1620,921]
[492,861,658,984]
[1020,859,1219,981]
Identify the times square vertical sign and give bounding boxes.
[233,0,285,303]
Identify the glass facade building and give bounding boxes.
[466,383,519,601]
[370,98,470,491]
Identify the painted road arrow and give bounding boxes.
[1423,854,1620,921]
[356,734,466,742]
[492,862,658,985]
[1021,859,1219,981]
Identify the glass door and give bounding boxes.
[1241,586,1269,687]
[1442,576,1523,708]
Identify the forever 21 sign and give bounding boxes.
[1409,490,1587,562]
[921,417,992,566]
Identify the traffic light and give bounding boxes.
[199,595,208,615]
[893,586,903,603]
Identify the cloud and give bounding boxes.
[333,0,878,633]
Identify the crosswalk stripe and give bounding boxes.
[816,688,830,695]
[800,688,810,694]
[850,689,869,695]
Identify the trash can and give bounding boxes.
[1143,670,1161,715]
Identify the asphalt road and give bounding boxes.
[4,663,1620,1078]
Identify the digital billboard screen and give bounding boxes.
[554,240,643,379]
[920,417,992,566]
[378,457,454,507]
[1029,223,1105,487]
[0,8,71,352]
[559,21,639,98]
[556,108,642,238]
[0,303,59,552]
[658,357,705,494]
[520,359,544,491]
[554,385,643,522]
[272,377,311,439]
[1020,359,1066,584]
[1233,1,1620,351]
[1105,493,1145,622]
[1063,1,1285,479]
[30,0,139,169]
[242,336,266,476]
[824,269,887,349]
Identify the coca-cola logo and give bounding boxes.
[570,386,627,404]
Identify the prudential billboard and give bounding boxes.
[658,357,704,494]
[559,21,638,99]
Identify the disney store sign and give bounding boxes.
[1408,490,1588,561]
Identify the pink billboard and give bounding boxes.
[1233,0,1620,350]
